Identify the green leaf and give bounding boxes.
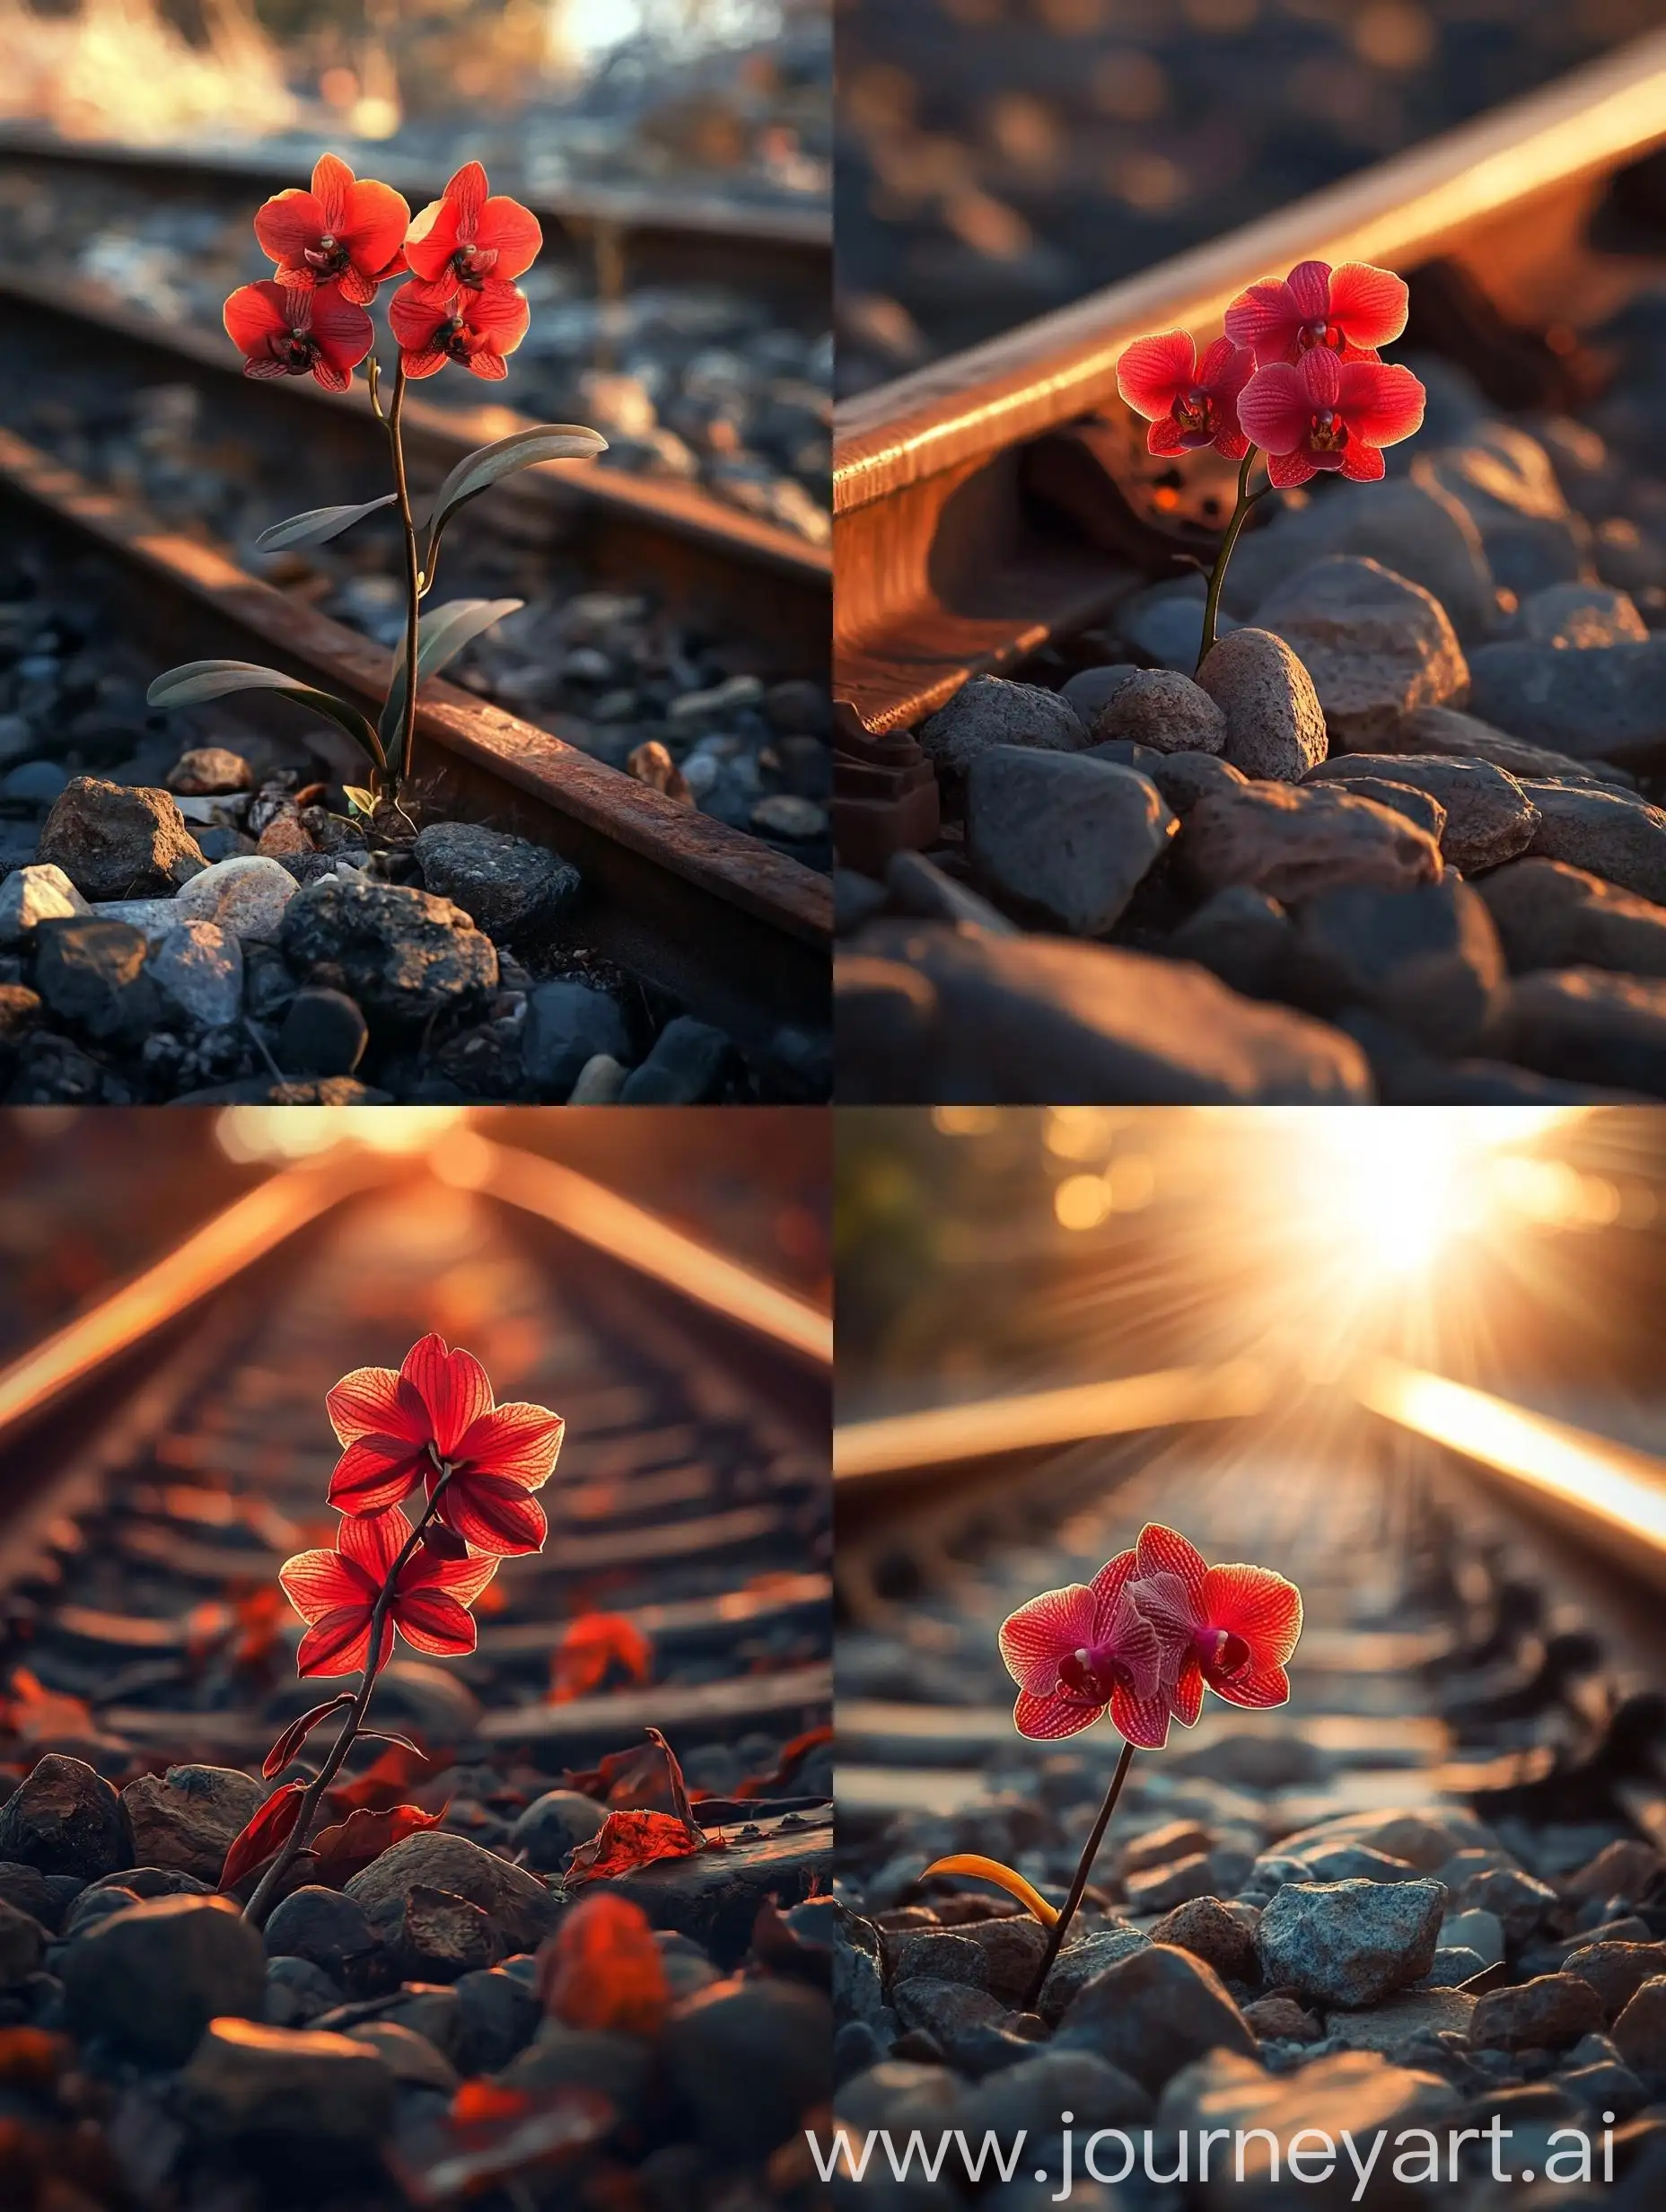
[377,599,524,774]
[254,494,399,553]
[424,424,607,551]
[147,662,387,774]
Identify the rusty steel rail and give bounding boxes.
[0,127,831,317]
[5,272,829,660]
[830,25,1666,853]
[0,424,830,1054]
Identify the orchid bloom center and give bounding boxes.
[1203,1627,1252,1679]
[452,242,499,285]
[1308,409,1349,452]
[1171,387,1215,436]
[1057,1644,1128,1704]
[303,235,348,276]
[1297,318,1344,352]
[441,317,477,360]
[271,329,317,372]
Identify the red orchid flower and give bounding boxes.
[1129,1523,1302,1725]
[253,153,410,305]
[1236,347,1425,487]
[1116,332,1255,461]
[278,1504,497,1677]
[998,1549,1172,1747]
[223,279,373,393]
[403,160,542,303]
[1224,258,1408,367]
[388,278,530,382]
[327,1332,563,1555]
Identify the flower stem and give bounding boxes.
[1023,1737,1136,2012]
[1196,446,1262,674]
[386,362,422,797]
[242,1469,452,1927]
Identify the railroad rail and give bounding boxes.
[834,1355,1666,1848]
[0,1122,832,1868]
[0,127,831,316]
[829,26,1666,854]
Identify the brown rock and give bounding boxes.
[1562,1943,1666,2022]
[1091,669,1226,756]
[1242,1995,1320,2040]
[1148,1895,1258,1983]
[167,747,252,796]
[120,1765,265,1883]
[345,1833,560,1953]
[1522,781,1666,903]
[37,777,206,900]
[1307,754,1539,873]
[1125,1852,1215,1915]
[1388,705,1630,789]
[1477,858,1666,978]
[1613,1975,1666,2073]
[1120,1821,1215,1877]
[1055,1942,1257,2090]
[1256,556,1469,747]
[180,2018,395,2142]
[1196,626,1328,781]
[1181,781,1442,903]
[1565,1840,1665,1905]
[957,1913,1048,2005]
[1469,1972,1604,2051]
[1492,968,1666,1094]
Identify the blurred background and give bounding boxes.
[0,1103,830,1370]
[837,1107,1666,1446]
[836,0,1666,396]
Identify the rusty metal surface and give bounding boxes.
[0,424,832,1049]
[833,27,1666,735]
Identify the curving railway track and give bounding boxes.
[0,1117,832,2205]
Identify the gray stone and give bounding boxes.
[890,1929,991,1989]
[1506,582,1648,648]
[836,921,1373,1102]
[495,2017,653,2103]
[1307,754,1539,873]
[1565,1840,1665,1903]
[1495,968,1666,1093]
[264,1955,345,2028]
[64,1894,266,2063]
[453,1964,540,2074]
[1453,1865,1559,1944]
[1256,1878,1447,2007]
[1037,1925,1149,2023]
[0,759,63,803]
[1522,781,1666,901]
[346,2019,458,2092]
[414,821,580,940]
[618,1014,732,1102]
[1255,557,1469,747]
[509,1790,608,1873]
[33,918,158,1040]
[1438,1909,1504,1968]
[1561,1943,1666,2021]
[1277,1811,1489,1871]
[1388,705,1635,788]
[1467,637,1666,767]
[280,880,497,1023]
[956,1913,1048,2006]
[149,919,242,1028]
[1114,578,1236,669]
[37,777,206,900]
[1470,1972,1605,2051]
[1059,663,1137,724]
[1055,1942,1257,2089]
[399,1883,500,1979]
[1196,627,1328,781]
[179,2018,395,2142]
[662,1977,832,2158]
[0,1896,45,1987]
[174,855,297,941]
[120,1766,265,1883]
[0,864,88,945]
[1322,1988,1477,2054]
[1088,669,1225,756]
[1477,859,1666,976]
[167,746,252,795]
[1143,750,1248,816]
[1156,2048,1458,2212]
[0,1754,131,1878]
[344,1831,560,1953]
[1125,1852,1215,1914]
[1313,777,1445,844]
[978,2049,1152,2139]
[1220,460,1497,636]
[965,747,1176,935]
[1168,884,1293,1000]
[1426,423,1591,594]
[277,987,367,1075]
[752,794,828,840]
[836,2059,960,2136]
[262,1888,382,1983]
[886,847,1020,935]
[1181,782,1443,903]
[1148,1894,1259,1983]
[522,980,628,1098]
[916,676,1084,776]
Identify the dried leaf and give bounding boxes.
[536,1893,668,2034]
[644,1726,700,1841]
[736,1724,833,1798]
[310,1802,443,1886]
[262,1693,355,1779]
[221,1782,305,1889]
[390,2084,611,2204]
[450,2083,530,2124]
[563,1808,711,1888]
[326,1742,433,1813]
[549,1613,653,1703]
